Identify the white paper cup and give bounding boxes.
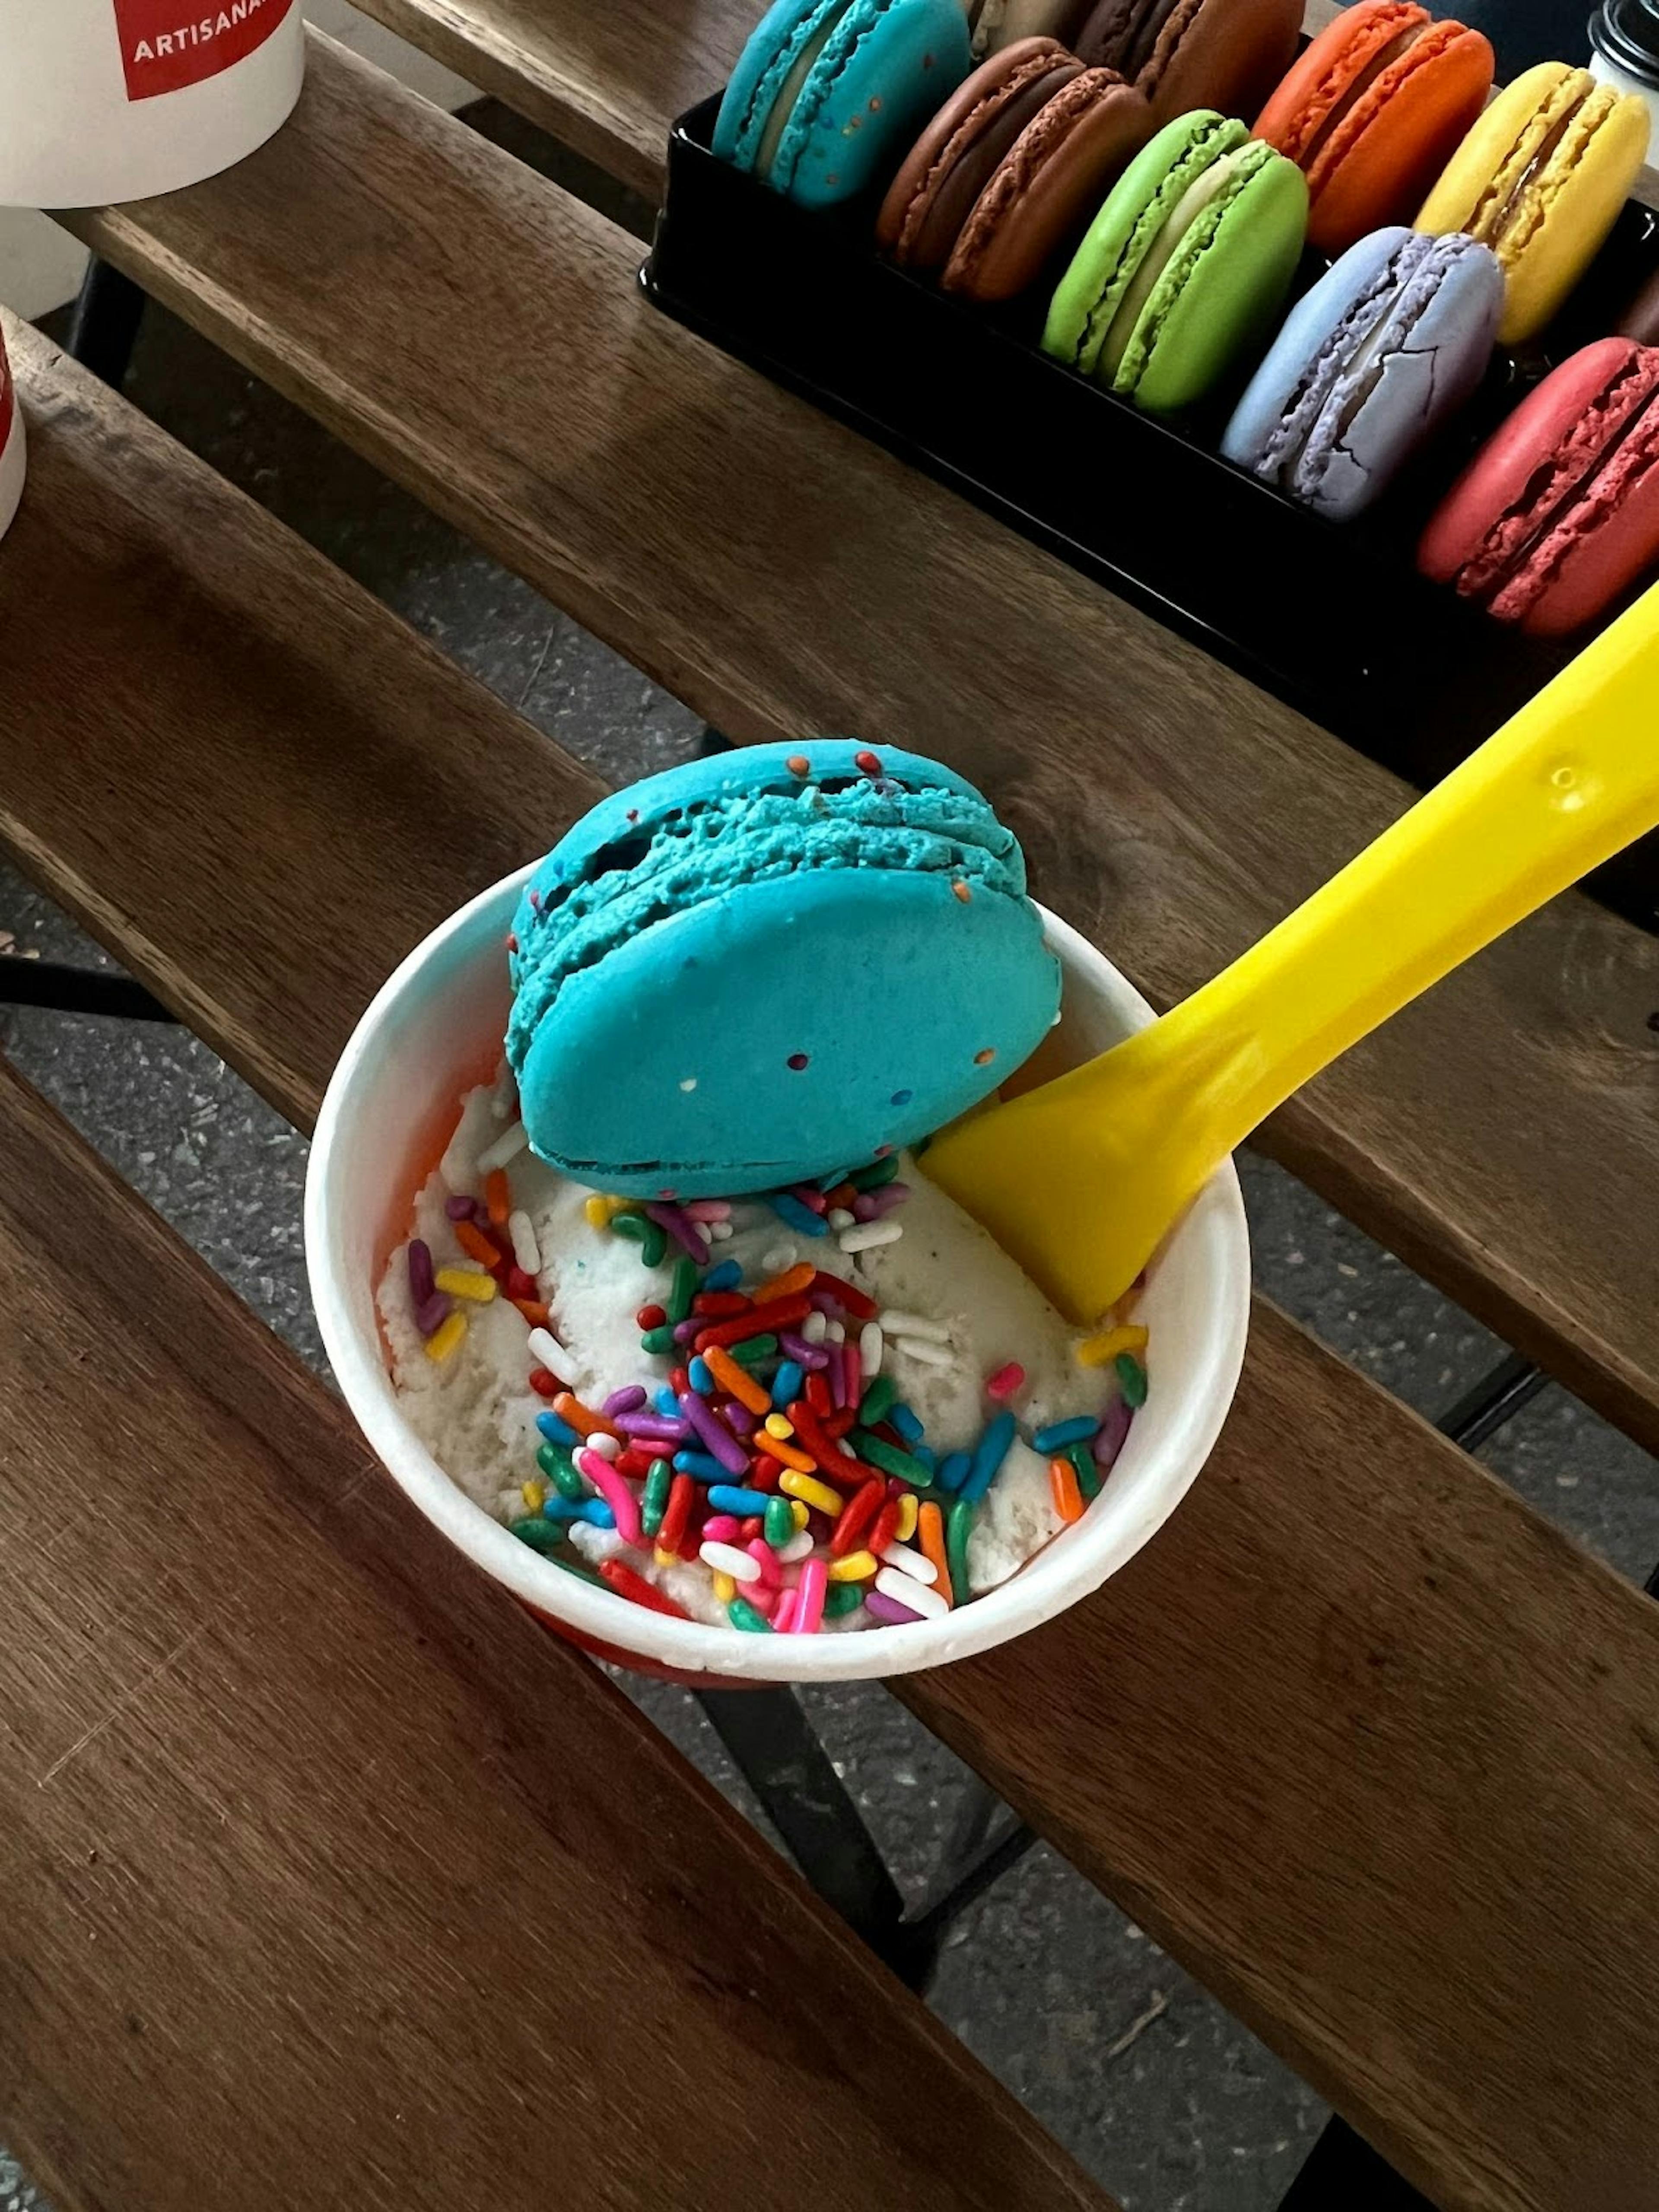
[0,333,24,543]
[306,868,1251,1687]
[0,0,305,209]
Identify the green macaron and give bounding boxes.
[1042,110,1308,415]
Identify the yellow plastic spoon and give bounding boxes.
[922,581,1659,1325]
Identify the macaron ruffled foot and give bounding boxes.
[1415,61,1650,347]
[1221,225,1502,518]
[714,0,973,206]
[1252,0,1493,254]
[1042,110,1308,416]
[1419,336,1659,636]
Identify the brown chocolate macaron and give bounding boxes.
[880,48,1154,299]
[877,38,1086,269]
[1075,0,1303,126]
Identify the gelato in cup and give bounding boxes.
[307,865,1250,1687]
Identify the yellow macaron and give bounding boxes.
[1416,61,1650,345]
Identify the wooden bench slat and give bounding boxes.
[348,0,1659,208]
[7,323,1659,2212]
[910,1297,1659,2212]
[0,318,606,1135]
[0,991,1111,2206]
[356,0,733,199]
[60,37,1659,1459]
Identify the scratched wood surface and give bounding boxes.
[7,327,1659,2212]
[0,1050,1116,2212]
[903,1297,1659,2212]
[346,0,1659,208]
[64,44,1659,1456]
[0,318,606,1132]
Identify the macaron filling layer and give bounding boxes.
[883,44,1082,266]
[1451,354,1659,608]
[507,777,1028,1076]
[1098,143,1258,376]
[755,1,852,178]
[1490,410,1659,619]
[1265,3,1424,165]
[729,0,939,191]
[1252,231,1430,491]
[1467,71,1613,266]
[1297,21,1429,169]
[723,0,847,178]
[915,60,1080,261]
[942,62,1146,298]
[1054,111,1240,376]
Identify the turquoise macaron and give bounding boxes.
[1042,109,1308,415]
[505,741,1062,1199]
[714,0,973,207]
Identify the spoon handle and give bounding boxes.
[1148,582,1659,1154]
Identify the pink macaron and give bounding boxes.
[1418,337,1659,638]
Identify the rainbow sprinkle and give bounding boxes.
[424,1128,1143,1636]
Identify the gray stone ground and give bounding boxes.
[6,247,1656,2211]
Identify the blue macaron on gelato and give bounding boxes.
[506,741,1061,1198]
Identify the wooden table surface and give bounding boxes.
[7,315,1659,2212]
[0,1052,1113,2212]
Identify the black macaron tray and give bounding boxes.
[642,92,1659,933]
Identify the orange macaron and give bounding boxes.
[1254,0,1493,254]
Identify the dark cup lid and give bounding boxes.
[1591,0,1659,86]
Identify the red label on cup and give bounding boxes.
[0,343,13,461]
[113,0,295,102]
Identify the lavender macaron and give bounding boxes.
[1220,226,1502,519]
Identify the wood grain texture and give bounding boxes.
[0,1054,1114,2212]
[60,41,1659,1456]
[351,0,1659,208]
[355,0,734,199]
[901,1297,1659,2212]
[0,319,606,1135]
[7,324,1659,2212]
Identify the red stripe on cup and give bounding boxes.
[113,0,296,102]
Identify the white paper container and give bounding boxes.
[0,334,25,542]
[0,0,305,209]
[306,869,1252,1688]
